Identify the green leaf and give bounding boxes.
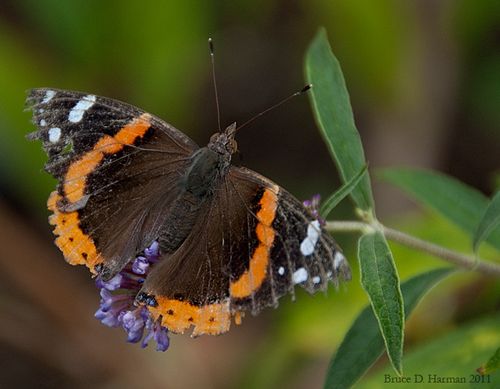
[473,191,500,252]
[357,232,404,375]
[324,268,454,389]
[320,165,368,218]
[379,168,500,251]
[305,28,374,212]
[477,347,500,375]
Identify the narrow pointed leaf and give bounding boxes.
[473,191,500,252]
[321,165,368,218]
[380,168,500,251]
[305,28,374,212]
[477,347,500,375]
[357,232,404,375]
[324,268,454,389]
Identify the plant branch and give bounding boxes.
[326,221,500,277]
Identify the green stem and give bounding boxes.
[326,221,500,277]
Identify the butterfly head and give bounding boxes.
[208,122,238,156]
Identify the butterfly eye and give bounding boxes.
[228,138,238,154]
[209,133,220,144]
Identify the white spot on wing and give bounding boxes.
[48,127,61,143]
[68,94,96,123]
[334,251,346,269]
[292,268,308,284]
[300,220,321,256]
[312,276,321,284]
[278,266,285,276]
[42,90,55,103]
[40,119,47,126]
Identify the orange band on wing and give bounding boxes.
[229,188,278,299]
[64,113,152,203]
[48,191,103,272]
[148,297,233,336]
[47,114,152,272]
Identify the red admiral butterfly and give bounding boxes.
[27,87,350,342]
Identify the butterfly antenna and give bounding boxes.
[209,38,222,132]
[234,84,312,134]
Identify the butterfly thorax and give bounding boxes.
[183,147,225,199]
[182,122,239,198]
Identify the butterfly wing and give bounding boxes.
[227,166,351,313]
[27,88,198,278]
[140,165,350,336]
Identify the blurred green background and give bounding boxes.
[0,1,499,388]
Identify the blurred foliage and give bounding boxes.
[359,313,500,389]
[0,1,499,388]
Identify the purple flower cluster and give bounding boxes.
[94,241,169,351]
[303,194,324,225]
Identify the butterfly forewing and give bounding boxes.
[27,88,198,278]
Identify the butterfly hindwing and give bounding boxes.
[139,165,350,336]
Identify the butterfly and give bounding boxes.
[27,88,350,340]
